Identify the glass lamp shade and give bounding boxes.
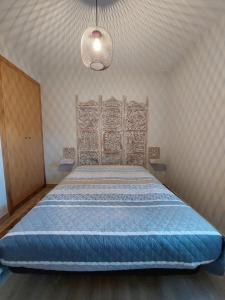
[81,26,113,71]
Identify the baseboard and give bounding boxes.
[46,184,57,188]
[0,186,51,237]
[10,184,46,215]
[0,212,9,224]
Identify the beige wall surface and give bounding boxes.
[40,68,169,183]
[0,32,169,186]
[165,17,225,234]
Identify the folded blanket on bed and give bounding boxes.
[0,165,224,275]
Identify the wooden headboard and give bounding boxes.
[76,96,149,166]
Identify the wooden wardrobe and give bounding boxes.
[0,55,45,213]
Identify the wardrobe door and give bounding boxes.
[24,80,45,194]
[1,59,45,210]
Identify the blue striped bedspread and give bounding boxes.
[0,165,224,274]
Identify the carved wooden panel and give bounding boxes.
[78,102,99,130]
[149,147,160,160]
[102,98,123,130]
[126,102,147,131]
[63,147,76,159]
[126,153,145,166]
[79,151,99,165]
[76,96,148,166]
[126,131,146,153]
[101,97,123,165]
[125,100,148,166]
[102,153,122,165]
[79,130,99,151]
[76,99,101,165]
[103,131,122,153]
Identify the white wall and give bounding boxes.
[0,33,40,81]
[1,30,169,191]
[0,139,7,217]
[41,66,169,183]
[165,16,225,233]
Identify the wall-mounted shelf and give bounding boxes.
[58,159,75,172]
[149,162,167,172]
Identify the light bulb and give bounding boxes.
[93,38,102,52]
[81,27,112,71]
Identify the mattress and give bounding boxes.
[0,165,224,274]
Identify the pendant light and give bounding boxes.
[81,0,113,71]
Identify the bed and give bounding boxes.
[0,165,224,274]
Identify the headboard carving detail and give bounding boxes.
[76,96,148,166]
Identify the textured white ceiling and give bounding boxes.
[0,0,225,74]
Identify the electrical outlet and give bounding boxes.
[149,147,160,159]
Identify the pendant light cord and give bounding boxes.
[96,0,98,27]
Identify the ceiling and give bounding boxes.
[0,0,225,75]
